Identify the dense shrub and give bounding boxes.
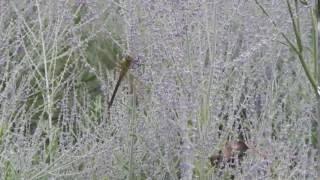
[0,0,318,179]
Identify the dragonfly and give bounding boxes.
[84,35,148,114]
[107,55,133,111]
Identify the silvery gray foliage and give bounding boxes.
[0,0,318,179]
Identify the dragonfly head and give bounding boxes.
[120,55,133,70]
[123,55,143,69]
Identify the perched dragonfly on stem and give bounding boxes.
[85,36,148,115]
[107,55,134,111]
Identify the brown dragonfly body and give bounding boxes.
[107,55,133,110]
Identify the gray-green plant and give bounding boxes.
[1,0,319,179]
